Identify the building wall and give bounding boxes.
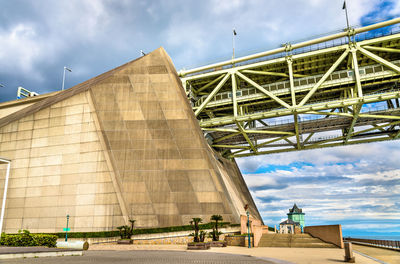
[288,213,305,227]
[304,224,343,248]
[0,48,262,233]
[0,91,124,233]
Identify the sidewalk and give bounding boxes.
[352,244,400,264]
[209,246,378,264]
[0,246,83,260]
[90,244,378,264]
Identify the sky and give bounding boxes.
[1,0,400,237]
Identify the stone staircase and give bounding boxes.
[258,233,337,248]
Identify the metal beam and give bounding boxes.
[236,121,257,153]
[357,45,400,73]
[232,135,396,157]
[212,144,250,149]
[255,135,293,148]
[213,132,241,143]
[195,73,230,116]
[241,69,306,78]
[298,49,350,107]
[306,110,400,120]
[303,132,315,144]
[244,129,295,135]
[393,129,400,139]
[203,128,239,133]
[197,74,225,93]
[294,113,301,149]
[344,104,362,143]
[351,49,363,97]
[199,91,400,127]
[236,71,291,109]
[231,73,238,117]
[179,17,400,76]
[287,57,296,106]
[363,45,400,54]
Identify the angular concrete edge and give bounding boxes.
[0,250,83,259]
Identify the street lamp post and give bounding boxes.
[62,66,72,91]
[246,211,251,248]
[244,204,251,248]
[65,214,70,242]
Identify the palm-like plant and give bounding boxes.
[190,218,202,242]
[210,215,223,241]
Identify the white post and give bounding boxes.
[62,66,72,91]
[0,158,11,238]
[62,67,66,91]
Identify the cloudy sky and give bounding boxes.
[1,0,400,237]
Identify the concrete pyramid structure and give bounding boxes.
[0,48,261,233]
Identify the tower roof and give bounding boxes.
[288,203,303,214]
[280,219,300,225]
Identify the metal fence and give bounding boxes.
[344,237,400,249]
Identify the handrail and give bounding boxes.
[179,17,400,77]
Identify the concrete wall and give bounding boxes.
[0,92,125,233]
[304,224,344,248]
[0,47,263,233]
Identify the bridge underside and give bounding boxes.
[181,27,400,158]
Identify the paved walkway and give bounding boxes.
[3,244,393,263]
[90,244,377,264]
[4,250,275,263]
[352,244,400,264]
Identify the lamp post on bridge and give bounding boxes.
[62,66,72,91]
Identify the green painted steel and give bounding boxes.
[182,19,400,158]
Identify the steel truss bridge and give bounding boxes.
[179,18,400,158]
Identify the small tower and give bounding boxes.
[287,204,305,229]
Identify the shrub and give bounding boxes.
[19,222,231,239]
[0,230,57,247]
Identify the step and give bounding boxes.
[290,243,337,248]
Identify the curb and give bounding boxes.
[0,250,83,259]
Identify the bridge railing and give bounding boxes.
[184,24,400,77]
[344,237,400,250]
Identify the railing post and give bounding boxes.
[344,242,355,263]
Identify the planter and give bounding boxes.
[117,239,133,244]
[209,241,227,247]
[225,236,245,246]
[187,242,210,250]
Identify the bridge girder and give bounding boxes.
[180,19,400,158]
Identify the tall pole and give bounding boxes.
[0,159,11,239]
[232,28,237,61]
[65,214,69,242]
[62,66,72,91]
[343,0,351,43]
[343,0,350,31]
[247,210,251,248]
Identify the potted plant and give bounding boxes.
[209,215,227,247]
[187,218,210,250]
[117,219,135,244]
